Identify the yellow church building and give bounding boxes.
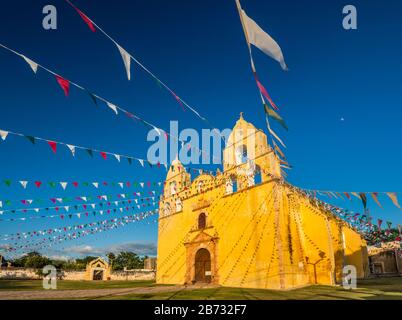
[156,114,369,290]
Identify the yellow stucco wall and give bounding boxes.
[156,115,368,290]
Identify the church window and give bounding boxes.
[255,165,262,185]
[198,212,206,229]
[235,145,247,165]
[169,181,177,196]
[176,198,183,212]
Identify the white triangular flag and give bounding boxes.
[119,208,123,212]
[64,206,69,212]
[66,144,76,156]
[0,130,9,141]
[56,198,63,203]
[106,102,119,115]
[269,127,286,148]
[77,213,81,218]
[114,201,118,206]
[138,159,144,167]
[91,204,96,209]
[140,182,144,188]
[121,194,126,199]
[60,182,68,190]
[240,7,288,70]
[114,154,121,162]
[81,197,87,202]
[92,182,99,189]
[21,55,39,73]
[134,199,138,204]
[116,44,131,80]
[27,200,33,204]
[137,205,140,209]
[118,182,124,189]
[34,208,39,213]
[19,181,28,189]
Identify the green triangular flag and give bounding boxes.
[83,182,89,187]
[86,149,93,157]
[48,182,56,188]
[3,180,11,187]
[87,91,98,107]
[154,78,163,90]
[264,104,288,131]
[25,135,36,144]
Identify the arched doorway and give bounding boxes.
[92,269,104,280]
[194,248,211,283]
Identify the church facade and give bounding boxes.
[156,114,369,290]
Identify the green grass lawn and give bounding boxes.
[0,280,158,291]
[0,277,401,300]
[99,277,402,300]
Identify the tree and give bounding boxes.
[12,252,51,269]
[113,252,142,270]
[106,252,116,269]
[74,256,98,269]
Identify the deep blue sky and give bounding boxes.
[0,0,401,259]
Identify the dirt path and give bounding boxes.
[0,284,218,300]
[0,285,184,300]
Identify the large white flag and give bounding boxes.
[117,44,131,80]
[240,8,288,70]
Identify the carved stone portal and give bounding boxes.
[184,231,219,284]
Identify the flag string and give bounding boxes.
[0,42,222,163]
[64,0,225,141]
[0,126,167,167]
[0,202,158,223]
[0,179,162,190]
[0,190,159,208]
[0,209,158,240]
[11,215,159,253]
[0,195,159,215]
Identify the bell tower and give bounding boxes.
[223,113,281,190]
[161,158,191,217]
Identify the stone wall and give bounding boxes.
[110,270,156,281]
[0,268,155,281]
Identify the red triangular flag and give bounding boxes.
[35,181,42,188]
[255,78,279,111]
[73,182,78,187]
[76,8,96,32]
[100,152,107,160]
[55,75,70,96]
[172,91,186,111]
[47,141,57,153]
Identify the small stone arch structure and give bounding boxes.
[85,257,111,281]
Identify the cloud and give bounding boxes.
[106,242,157,256]
[47,254,72,262]
[67,245,103,255]
[0,244,12,251]
[54,242,157,258]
